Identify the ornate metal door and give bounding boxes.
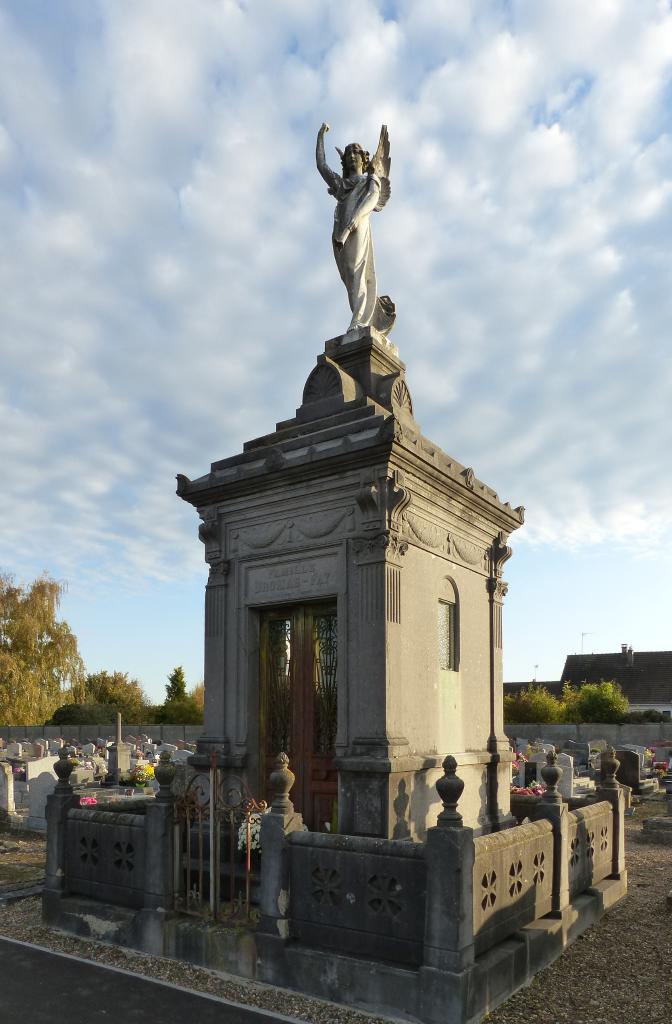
[260,603,338,831]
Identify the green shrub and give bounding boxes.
[559,680,629,723]
[504,684,561,724]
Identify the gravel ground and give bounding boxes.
[0,800,670,1024]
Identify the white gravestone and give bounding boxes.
[0,762,15,817]
[27,771,57,830]
[556,752,574,799]
[24,755,58,782]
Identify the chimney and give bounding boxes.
[621,644,628,656]
[627,645,634,667]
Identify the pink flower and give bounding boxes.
[79,796,98,807]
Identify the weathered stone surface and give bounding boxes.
[178,326,522,837]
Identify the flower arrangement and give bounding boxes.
[79,796,98,807]
[511,784,546,796]
[130,764,154,786]
[237,810,269,853]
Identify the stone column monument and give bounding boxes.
[178,124,524,838]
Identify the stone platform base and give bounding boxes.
[44,874,627,1024]
[640,816,672,845]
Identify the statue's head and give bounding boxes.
[340,143,370,177]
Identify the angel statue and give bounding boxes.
[316,122,395,337]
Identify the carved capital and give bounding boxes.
[208,557,231,583]
[486,577,508,601]
[354,531,408,562]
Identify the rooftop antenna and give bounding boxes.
[581,632,594,654]
[533,663,539,681]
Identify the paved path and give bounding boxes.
[0,936,301,1023]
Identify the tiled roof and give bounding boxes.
[503,680,564,697]
[561,651,672,705]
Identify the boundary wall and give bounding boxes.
[506,722,672,746]
[0,724,203,743]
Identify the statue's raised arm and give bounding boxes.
[316,122,396,338]
[316,122,340,196]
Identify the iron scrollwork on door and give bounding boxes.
[312,613,338,755]
[268,617,292,755]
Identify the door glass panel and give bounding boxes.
[312,613,338,755]
[268,617,292,755]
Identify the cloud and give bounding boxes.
[0,0,671,598]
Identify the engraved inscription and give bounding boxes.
[248,558,338,599]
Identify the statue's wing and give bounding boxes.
[371,124,391,211]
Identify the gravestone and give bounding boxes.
[616,749,642,792]
[25,755,58,782]
[27,771,57,830]
[588,738,607,753]
[157,743,178,756]
[562,741,590,768]
[522,751,547,787]
[70,767,95,786]
[0,762,15,817]
[81,743,96,756]
[48,739,63,753]
[556,752,574,799]
[7,742,23,758]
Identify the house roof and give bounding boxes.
[561,651,672,705]
[504,680,564,697]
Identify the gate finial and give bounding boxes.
[270,752,295,814]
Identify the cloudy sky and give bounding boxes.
[1,0,670,702]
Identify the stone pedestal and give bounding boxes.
[178,327,523,837]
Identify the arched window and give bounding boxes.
[438,577,459,672]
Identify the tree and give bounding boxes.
[559,680,629,723]
[0,572,85,725]
[503,684,561,724]
[157,666,202,725]
[159,695,203,725]
[84,670,149,719]
[190,681,204,710]
[165,666,187,703]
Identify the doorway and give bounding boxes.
[259,602,338,831]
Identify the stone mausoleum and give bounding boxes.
[178,326,525,841]
[44,123,627,1024]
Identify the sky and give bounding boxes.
[1,0,671,703]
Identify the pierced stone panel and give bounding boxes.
[473,819,553,956]
[311,865,341,905]
[508,859,523,898]
[113,840,135,872]
[481,870,497,910]
[568,804,614,898]
[79,836,99,865]
[288,835,426,966]
[65,809,146,909]
[367,874,404,918]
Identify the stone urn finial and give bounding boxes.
[598,745,620,791]
[54,747,75,790]
[269,752,295,814]
[540,748,562,804]
[435,754,464,827]
[154,750,176,800]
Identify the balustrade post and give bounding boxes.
[43,748,77,923]
[533,749,569,916]
[143,752,177,912]
[595,746,626,880]
[258,753,304,939]
[422,756,475,974]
